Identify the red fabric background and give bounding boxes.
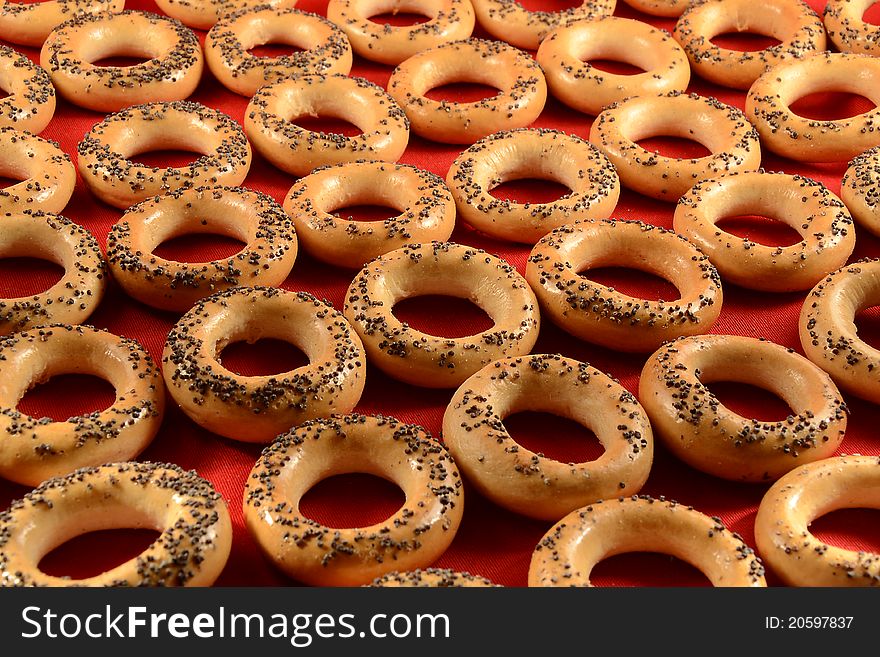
[2,0,880,587]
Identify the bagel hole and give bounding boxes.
[424,82,502,103]
[91,55,153,68]
[218,338,309,376]
[367,11,431,27]
[864,3,880,25]
[128,148,205,169]
[331,203,402,222]
[502,411,605,463]
[590,552,712,587]
[810,508,880,554]
[152,232,248,263]
[490,178,572,204]
[789,92,876,121]
[636,136,712,159]
[0,256,63,298]
[715,214,803,247]
[709,31,782,52]
[17,374,117,421]
[584,59,647,76]
[299,473,405,529]
[0,86,9,101]
[38,529,161,579]
[392,295,494,338]
[853,305,880,350]
[701,380,793,421]
[292,115,362,137]
[577,266,681,302]
[0,172,24,187]
[517,0,582,10]
[247,42,307,58]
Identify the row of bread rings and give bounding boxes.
[0,405,875,586]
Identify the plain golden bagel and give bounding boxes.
[0,325,164,487]
[0,462,231,587]
[446,128,620,244]
[0,45,55,134]
[243,413,463,586]
[469,0,615,50]
[0,0,123,47]
[673,0,826,90]
[674,171,856,292]
[205,6,353,97]
[0,211,106,335]
[343,241,540,388]
[745,52,880,162]
[327,0,475,65]
[619,0,690,17]
[245,73,409,177]
[528,496,767,587]
[155,0,298,30]
[841,146,880,236]
[525,219,723,353]
[282,161,455,269]
[443,354,653,521]
[639,335,847,482]
[799,259,880,404]
[755,455,880,586]
[77,101,252,210]
[107,186,298,312]
[537,17,690,116]
[40,10,204,113]
[163,286,366,443]
[386,38,546,144]
[824,0,880,55]
[369,569,498,587]
[0,127,75,214]
[590,92,762,201]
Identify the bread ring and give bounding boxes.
[369,569,498,587]
[799,259,880,405]
[40,10,203,113]
[745,52,880,162]
[673,0,826,90]
[0,0,123,47]
[282,161,455,269]
[0,45,55,134]
[619,0,689,17]
[245,73,409,177]
[0,212,106,336]
[386,38,546,144]
[243,413,463,586]
[0,325,164,487]
[536,17,690,116]
[443,354,653,521]
[528,496,767,587]
[0,461,231,587]
[469,0,615,50]
[343,241,540,388]
[639,335,847,482]
[446,128,620,244]
[0,127,74,214]
[155,0,297,30]
[755,455,880,586]
[206,6,353,97]
[77,101,252,210]
[841,146,880,236]
[327,0,475,65]
[674,171,856,292]
[525,219,723,353]
[163,286,366,443]
[590,92,762,201]
[107,186,298,312]
[824,0,880,55]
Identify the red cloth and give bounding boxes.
[2,0,880,587]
